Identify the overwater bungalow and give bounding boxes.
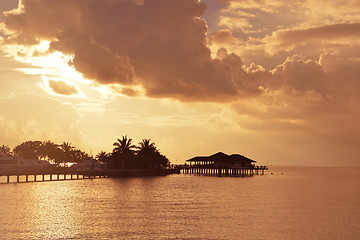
[186,152,256,168]
[184,152,266,177]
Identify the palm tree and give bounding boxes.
[60,142,75,163]
[96,151,110,165]
[0,145,12,157]
[112,136,136,168]
[60,142,74,152]
[136,139,169,169]
[38,140,60,162]
[72,149,90,163]
[137,139,156,152]
[113,136,136,154]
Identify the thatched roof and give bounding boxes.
[186,152,256,163]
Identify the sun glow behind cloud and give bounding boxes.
[2,40,90,88]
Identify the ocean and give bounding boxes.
[0,166,359,239]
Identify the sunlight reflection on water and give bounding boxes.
[0,167,359,239]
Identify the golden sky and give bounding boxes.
[0,0,359,166]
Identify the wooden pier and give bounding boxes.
[0,169,109,184]
[0,168,181,184]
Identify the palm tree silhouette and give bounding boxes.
[113,136,136,154]
[112,136,136,168]
[136,139,169,169]
[38,140,59,162]
[72,149,90,162]
[60,142,75,163]
[137,139,156,152]
[96,151,110,164]
[60,142,74,152]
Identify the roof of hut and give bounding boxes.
[229,154,256,162]
[186,152,256,163]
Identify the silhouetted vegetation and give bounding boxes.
[111,135,137,168]
[136,139,169,169]
[1,140,91,164]
[1,136,170,169]
[96,136,170,169]
[0,145,12,157]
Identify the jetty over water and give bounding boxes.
[182,152,268,177]
[0,169,108,184]
[0,168,180,184]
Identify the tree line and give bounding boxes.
[0,140,90,164]
[0,135,170,169]
[97,136,169,169]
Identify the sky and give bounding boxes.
[0,0,359,166]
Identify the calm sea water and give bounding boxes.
[0,166,359,240]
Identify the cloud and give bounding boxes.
[230,51,360,126]
[269,23,360,52]
[110,85,141,97]
[0,0,18,22]
[319,53,360,100]
[2,0,265,102]
[39,76,84,97]
[209,29,240,47]
[205,0,360,69]
[1,0,360,107]
[47,79,79,96]
[50,34,136,85]
[272,56,328,96]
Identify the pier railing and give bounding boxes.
[0,168,109,184]
[173,164,268,177]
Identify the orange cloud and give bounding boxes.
[209,29,240,47]
[1,1,360,109]
[272,56,328,96]
[2,0,264,102]
[232,52,360,130]
[269,23,360,52]
[48,79,79,96]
